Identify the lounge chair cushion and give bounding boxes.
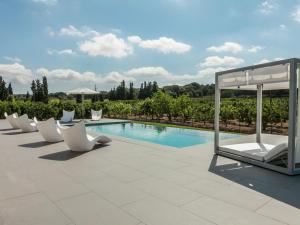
[220,142,288,162]
[220,143,274,161]
[264,142,288,162]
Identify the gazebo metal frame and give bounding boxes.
[214,58,300,175]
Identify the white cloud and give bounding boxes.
[47,49,76,55]
[248,45,264,53]
[258,1,278,14]
[207,42,243,53]
[196,67,226,78]
[79,33,133,58]
[292,5,300,23]
[37,68,135,85]
[3,56,22,63]
[126,67,170,77]
[0,61,226,90]
[125,66,225,83]
[127,36,142,44]
[200,56,244,67]
[0,63,33,84]
[36,68,97,83]
[32,0,57,6]
[258,59,270,64]
[103,72,135,84]
[58,25,98,37]
[257,57,283,64]
[128,36,191,54]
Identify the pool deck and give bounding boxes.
[0,119,300,225]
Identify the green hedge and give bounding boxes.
[0,92,289,130]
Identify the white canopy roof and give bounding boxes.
[67,88,98,95]
[217,61,292,90]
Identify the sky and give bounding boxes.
[0,0,299,93]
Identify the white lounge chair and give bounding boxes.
[57,121,111,152]
[17,114,38,132]
[60,110,75,123]
[4,112,19,129]
[91,109,102,121]
[36,117,63,142]
[219,142,288,162]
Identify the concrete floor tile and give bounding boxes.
[57,192,139,225]
[183,196,286,225]
[101,164,149,182]
[0,193,71,225]
[257,199,300,225]
[0,173,37,201]
[34,174,90,202]
[185,178,270,210]
[123,196,215,225]
[84,175,149,206]
[131,177,201,206]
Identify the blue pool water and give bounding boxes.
[87,122,240,148]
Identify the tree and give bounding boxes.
[129,82,134,99]
[36,79,43,102]
[152,81,159,94]
[26,91,30,100]
[7,83,13,95]
[115,80,127,100]
[174,95,193,122]
[140,98,155,119]
[152,91,174,121]
[121,80,127,100]
[42,76,48,103]
[31,80,37,102]
[195,103,214,125]
[138,83,144,99]
[220,104,235,127]
[108,88,116,100]
[0,76,9,100]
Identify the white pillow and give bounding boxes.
[264,143,288,162]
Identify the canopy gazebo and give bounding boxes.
[67,88,98,118]
[214,58,300,175]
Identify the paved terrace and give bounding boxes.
[0,119,300,225]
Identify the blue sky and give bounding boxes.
[0,0,299,93]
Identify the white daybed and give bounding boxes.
[214,58,300,175]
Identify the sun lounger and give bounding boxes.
[91,109,102,121]
[60,110,75,123]
[4,112,19,129]
[36,117,63,142]
[57,120,111,151]
[17,114,37,132]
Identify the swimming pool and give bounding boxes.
[87,122,241,148]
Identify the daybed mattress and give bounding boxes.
[219,142,288,162]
